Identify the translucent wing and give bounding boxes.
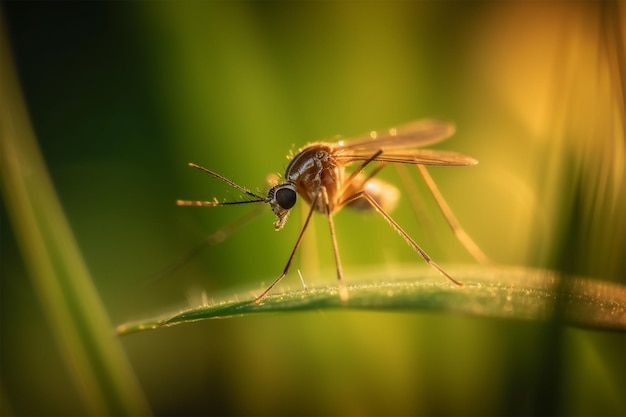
[332,119,476,167]
[335,148,477,166]
[337,119,455,151]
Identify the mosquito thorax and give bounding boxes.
[267,182,297,230]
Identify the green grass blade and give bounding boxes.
[117,266,626,336]
[0,29,150,415]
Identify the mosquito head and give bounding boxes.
[266,182,297,230]
[178,163,299,231]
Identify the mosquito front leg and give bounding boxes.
[148,206,264,286]
[253,192,319,303]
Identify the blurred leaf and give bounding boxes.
[117,266,626,336]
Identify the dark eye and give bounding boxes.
[275,186,297,209]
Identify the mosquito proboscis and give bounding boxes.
[177,119,487,303]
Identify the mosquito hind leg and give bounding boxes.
[416,165,491,265]
[340,191,463,286]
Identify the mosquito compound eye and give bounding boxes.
[275,186,297,209]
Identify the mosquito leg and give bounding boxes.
[146,206,264,286]
[417,165,491,265]
[300,195,319,276]
[394,164,432,226]
[321,188,348,302]
[338,149,383,196]
[363,161,388,183]
[341,191,463,286]
[253,192,319,303]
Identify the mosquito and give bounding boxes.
[177,119,485,303]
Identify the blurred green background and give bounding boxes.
[2,1,624,416]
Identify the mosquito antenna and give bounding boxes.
[177,162,266,206]
[177,199,265,207]
[189,162,265,199]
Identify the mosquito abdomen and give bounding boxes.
[346,177,400,213]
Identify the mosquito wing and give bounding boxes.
[332,119,476,167]
[337,119,455,151]
[335,148,477,166]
